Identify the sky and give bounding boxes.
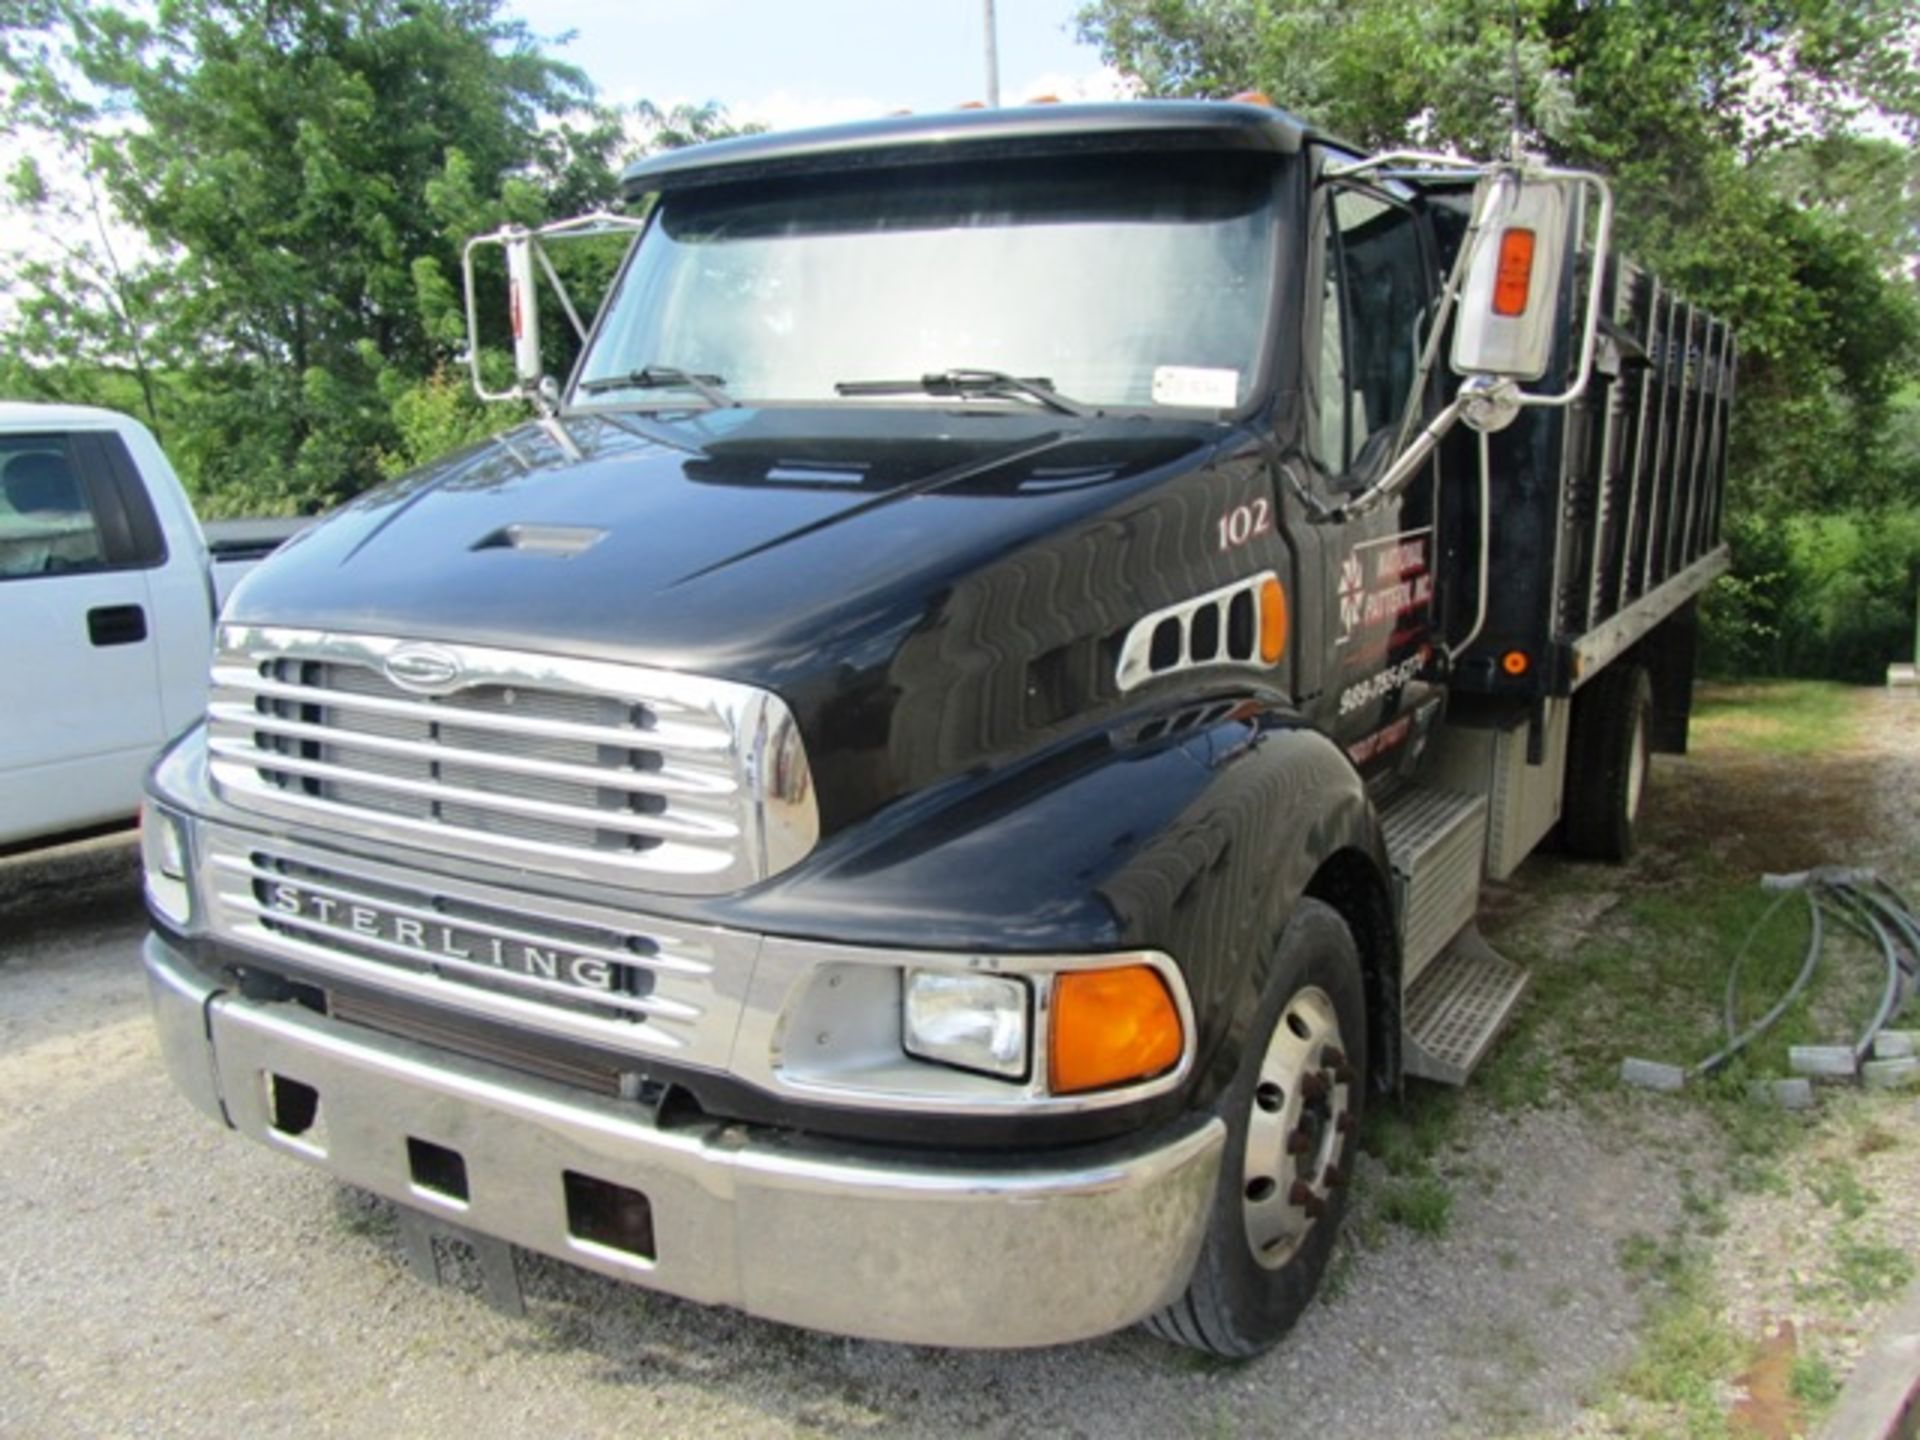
[510,0,1129,131]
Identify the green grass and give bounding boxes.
[1619,1252,1749,1439]
[1832,1235,1915,1303]
[1691,680,1862,755]
[1375,1175,1453,1236]
[1789,1354,1842,1411]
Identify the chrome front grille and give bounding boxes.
[206,625,817,894]
[202,828,757,1065]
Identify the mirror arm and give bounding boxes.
[1326,393,1465,522]
[1389,171,1502,457]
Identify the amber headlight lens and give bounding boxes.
[140,800,191,927]
[902,970,1030,1080]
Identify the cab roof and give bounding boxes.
[619,101,1317,199]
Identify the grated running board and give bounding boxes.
[1403,928,1530,1085]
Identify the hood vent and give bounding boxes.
[472,523,606,557]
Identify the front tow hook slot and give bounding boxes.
[563,1169,656,1263]
[265,1073,325,1154]
[406,1136,471,1205]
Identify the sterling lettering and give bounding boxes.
[259,882,630,997]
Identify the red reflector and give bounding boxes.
[509,282,523,340]
[1492,228,1536,317]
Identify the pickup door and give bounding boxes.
[0,426,206,846]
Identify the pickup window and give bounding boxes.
[0,431,169,580]
[577,152,1284,413]
[0,436,107,579]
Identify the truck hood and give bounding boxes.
[226,405,1241,834]
[229,407,1215,676]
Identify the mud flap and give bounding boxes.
[395,1205,526,1317]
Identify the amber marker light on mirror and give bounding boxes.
[1259,577,1289,664]
[1492,227,1537,316]
[1049,966,1184,1095]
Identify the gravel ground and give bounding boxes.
[1,692,1913,1439]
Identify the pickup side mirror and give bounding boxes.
[1450,171,1572,384]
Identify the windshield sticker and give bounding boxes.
[1152,366,1240,409]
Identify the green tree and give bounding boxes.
[3,0,618,512]
[1079,0,1920,675]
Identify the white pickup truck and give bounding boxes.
[0,402,299,849]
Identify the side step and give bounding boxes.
[1380,786,1488,985]
[1403,929,1532,1085]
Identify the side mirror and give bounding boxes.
[1450,171,1573,384]
[504,230,544,393]
[461,211,650,412]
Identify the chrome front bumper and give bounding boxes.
[146,935,1224,1348]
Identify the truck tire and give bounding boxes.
[1563,662,1653,862]
[1145,898,1366,1357]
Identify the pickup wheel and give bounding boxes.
[1563,662,1653,862]
[1145,898,1366,1358]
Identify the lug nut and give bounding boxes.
[1336,1112,1358,1135]
[1323,1164,1346,1188]
[1288,1181,1327,1218]
[1287,1128,1312,1156]
[1324,1046,1347,1069]
[1301,1072,1328,1102]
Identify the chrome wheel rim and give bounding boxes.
[1240,985,1353,1270]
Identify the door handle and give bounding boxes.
[88,603,148,647]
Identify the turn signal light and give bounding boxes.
[1050,966,1183,1094]
[1492,227,1536,316]
[1259,577,1289,664]
[1501,649,1530,676]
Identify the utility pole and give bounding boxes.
[983,0,1000,108]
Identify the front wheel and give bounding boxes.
[1145,899,1367,1357]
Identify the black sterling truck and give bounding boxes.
[142,101,1733,1355]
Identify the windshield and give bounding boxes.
[573,151,1283,412]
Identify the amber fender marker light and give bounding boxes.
[1050,966,1184,1094]
[1501,649,1530,676]
[1259,577,1289,664]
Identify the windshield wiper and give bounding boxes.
[834,368,1092,417]
[578,364,736,408]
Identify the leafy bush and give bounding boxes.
[1704,505,1920,681]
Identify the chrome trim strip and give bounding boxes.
[210,667,732,754]
[206,705,739,798]
[203,776,738,882]
[208,737,740,845]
